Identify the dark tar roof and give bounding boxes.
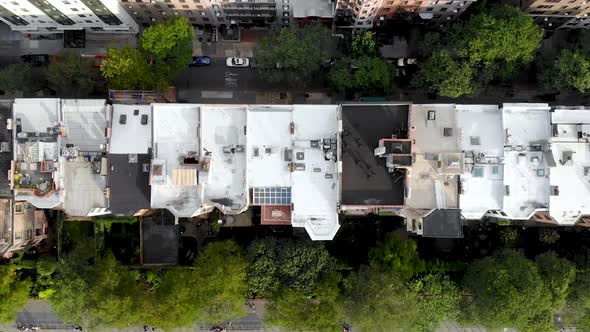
[142,217,179,265]
[422,209,464,238]
[108,153,151,216]
[341,104,409,206]
[0,100,12,198]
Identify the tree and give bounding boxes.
[551,49,590,93]
[563,270,590,330]
[368,233,425,280]
[412,273,461,332]
[140,16,193,75]
[246,238,335,298]
[456,6,543,66]
[0,264,31,323]
[265,272,343,332]
[47,252,142,329]
[343,266,417,332]
[462,250,555,332]
[413,50,475,98]
[329,56,392,96]
[352,31,378,57]
[255,25,336,86]
[101,47,164,91]
[47,52,104,97]
[0,63,45,95]
[535,252,576,310]
[148,241,248,327]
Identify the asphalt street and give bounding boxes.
[174,58,328,103]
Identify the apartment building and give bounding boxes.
[118,0,334,29]
[335,0,475,28]
[521,0,590,29]
[0,0,138,33]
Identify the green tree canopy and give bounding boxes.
[564,269,590,330]
[0,264,31,323]
[462,250,555,332]
[329,56,392,96]
[101,47,164,91]
[411,273,461,332]
[352,31,378,57]
[265,272,343,332]
[551,49,590,93]
[535,252,576,310]
[148,241,248,327]
[246,237,335,298]
[457,5,543,65]
[368,233,426,280]
[255,25,336,86]
[47,253,142,329]
[343,266,458,332]
[47,52,104,97]
[0,63,45,95]
[413,50,475,98]
[140,16,193,73]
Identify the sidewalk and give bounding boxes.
[193,29,268,58]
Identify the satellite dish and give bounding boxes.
[419,13,434,19]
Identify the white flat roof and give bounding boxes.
[151,104,203,218]
[502,104,551,219]
[13,98,60,133]
[247,106,293,188]
[550,140,590,224]
[291,105,340,240]
[292,0,334,18]
[110,104,152,154]
[200,105,248,214]
[549,109,590,224]
[410,104,460,154]
[246,105,340,240]
[61,99,107,152]
[456,105,504,219]
[552,108,590,124]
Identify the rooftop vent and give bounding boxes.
[443,127,453,137]
[141,114,148,125]
[119,114,126,125]
[134,109,139,116]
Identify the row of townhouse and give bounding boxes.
[1,0,588,34]
[2,99,590,251]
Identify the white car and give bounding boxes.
[226,57,250,67]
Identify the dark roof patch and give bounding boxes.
[422,209,463,238]
[108,153,151,216]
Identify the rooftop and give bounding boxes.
[246,105,341,240]
[340,104,409,207]
[108,153,151,216]
[0,198,12,255]
[406,104,461,211]
[549,108,590,224]
[422,209,463,238]
[61,99,107,152]
[200,105,248,214]
[61,99,108,217]
[502,103,551,219]
[142,216,179,266]
[292,0,335,18]
[13,98,62,209]
[151,104,203,218]
[456,105,504,220]
[110,104,152,155]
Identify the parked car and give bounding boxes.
[397,58,417,67]
[226,57,249,67]
[189,56,212,67]
[20,54,49,66]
